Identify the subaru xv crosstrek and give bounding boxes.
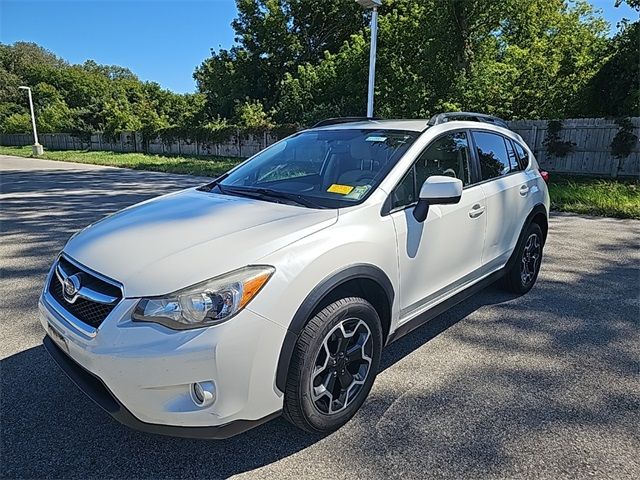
[41,112,550,438]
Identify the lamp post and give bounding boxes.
[18,86,43,155]
[356,0,381,118]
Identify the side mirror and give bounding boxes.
[413,176,463,222]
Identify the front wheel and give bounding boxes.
[283,297,382,433]
[502,222,544,294]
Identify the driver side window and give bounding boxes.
[415,132,471,188]
[391,132,471,210]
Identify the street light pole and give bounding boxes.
[367,6,378,118]
[18,86,43,155]
[356,0,382,118]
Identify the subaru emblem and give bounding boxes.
[63,274,81,300]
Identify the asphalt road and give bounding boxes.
[1,155,638,480]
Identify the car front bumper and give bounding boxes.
[42,335,281,439]
[39,290,288,438]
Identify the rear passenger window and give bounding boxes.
[472,131,511,180]
[513,141,530,170]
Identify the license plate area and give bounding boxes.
[48,322,69,354]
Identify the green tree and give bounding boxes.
[0,41,201,136]
[194,0,366,121]
[579,20,639,117]
[236,99,275,128]
[277,35,369,125]
[1,113,31,134]
[615,0,640,10]
[276,0,610,125]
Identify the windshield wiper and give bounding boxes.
[252,188,325,209]
[199,173,230,192]
[218,185,325,209]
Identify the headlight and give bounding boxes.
[132,265,275,330]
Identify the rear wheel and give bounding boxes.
[283,297,382,433]
[502,222,544,294]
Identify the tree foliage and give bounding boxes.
[0,42,205,136]
[278,0,613,123]
[579,20,639,117]
[1,0,638,136]
[194,0,366,119]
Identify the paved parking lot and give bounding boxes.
[1,155,638,479]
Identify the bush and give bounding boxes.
[0,112,30,133]
[610,117,638,159]
[235,100,274,129]
[543,120,576,157]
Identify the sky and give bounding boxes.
[0,0,637,94]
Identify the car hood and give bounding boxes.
[64,188,337,297]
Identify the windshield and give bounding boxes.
[215,129,419,208]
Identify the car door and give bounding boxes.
[471,130,531,268]
[388,131,487,321]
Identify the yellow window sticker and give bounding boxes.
[327,184,354,195]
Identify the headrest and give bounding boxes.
[351,139,373,161]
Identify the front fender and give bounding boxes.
[247,206,399,393]
[272,263,394,392]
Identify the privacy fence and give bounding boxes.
[2,117,639,178]
[0,130,280,159]
[509,118,639,178]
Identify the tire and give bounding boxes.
[502,222,544,294]
[283,297,383,433]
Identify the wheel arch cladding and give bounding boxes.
[530,208,548,243]
[275,264,394,393]
[506,203,548,270]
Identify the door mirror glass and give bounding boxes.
[414,176,463,222]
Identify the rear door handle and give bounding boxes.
[469,204,485,218]
[520,185,530,196]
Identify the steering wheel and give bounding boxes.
[442,168,457,178]
[354,172,376,184]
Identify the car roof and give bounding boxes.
[307,117,526,145]
[312,119,430,132]
[310,112,513,133]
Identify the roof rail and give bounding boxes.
[428,112,509,129]
[312,117,380,128]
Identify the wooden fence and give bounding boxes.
[2,117,639,177]
[0,130,279,159]
[508,118,639,178]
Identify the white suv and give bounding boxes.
[40,113,550,438]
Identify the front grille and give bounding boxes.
[48,256,122,329]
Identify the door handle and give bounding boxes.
[469,204,485,218]
[519,185,530,196]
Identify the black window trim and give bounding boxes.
[381,128,533,216]
[503,136,519,173]
[381,128,480,216]
[468,129,530,188]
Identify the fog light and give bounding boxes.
[191,381,216,407]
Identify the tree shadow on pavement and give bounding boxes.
[345,224,639,479]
